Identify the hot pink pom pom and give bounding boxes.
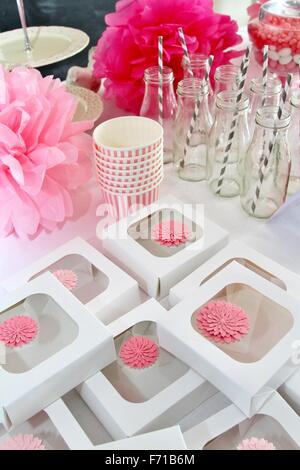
[237,437,276,451]
[119,336,159,369]
[196,300,250,344]
[0,66,93,239]
[152,221,190,246]
[0,315,38,348]
[93,0,243,113]
[0,434,46,450]
[52,269,78,290]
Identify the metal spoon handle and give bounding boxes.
[16,0,32,51]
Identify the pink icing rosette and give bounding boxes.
[237,437,276,450]
[52,269,78,290]
[196,300,250,344]
[0,434,46,451]
[119,336,159,369]
[0,66,93,238]
[152,220,190,247]
[0,315,38,348]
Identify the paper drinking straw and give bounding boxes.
[205,55,214,84]
[215,47,251,195]
[158,36,164,126]
[251,73,293,215]
[178,27,194,78]
[262,45,269,106]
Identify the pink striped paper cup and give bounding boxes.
[98,163,163,185]
[93,116,163,164]
[95,150,163,173]
[94,142,163,165]
[102,186,160,220]
[95,157,162,178]
[97,172,163,194]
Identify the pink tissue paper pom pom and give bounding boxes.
[0,315,38,348]
[119,336,159,369]
[237,437,276,450]
[93,0,243,113]
[52,269,78,290]
[196,300,250,344]
[0,65,93,239]
[0,434,46,450]
[152,220,190,246]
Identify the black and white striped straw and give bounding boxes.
[262,45,269,106]
[251,73,292,215]
[178,27,194,78]
[215,46,251,195]
[205,55,214,84]
[158,36,164,126]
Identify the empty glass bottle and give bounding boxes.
[140,66,177,164]
[240,106,291,218]
[207,91,250,197]
[182,53,213,108]
[173,78,213,181]
[248,76,282,137]
[288,90,300,194]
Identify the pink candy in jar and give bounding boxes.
[248,1,300,75]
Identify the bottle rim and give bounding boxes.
[250,76,282,95]
[261,0,300,20]
[144,66,174,84]
[214,64,240,83]
[177,78,209,97]
[182,53,208,68]
[255,106,291,129]
[216,90,249,111]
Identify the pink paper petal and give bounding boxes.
[52,269,78,290]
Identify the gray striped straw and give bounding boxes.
[178,27,194,78]
[262,45,269,106]
[205,55,214,84]
[251,73,292,215]
[158,36,164,126]
[215,47,251,195]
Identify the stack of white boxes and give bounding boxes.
[1,202,300,450]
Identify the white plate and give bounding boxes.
[66,84,103,122]
[0,26,90,69]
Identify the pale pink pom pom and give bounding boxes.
[152,221,190,247]
[0,315,38,348]
[0,434,46,450]
[52,269,78,290]
[237,437,276,450]
[196,300,250,344]
[0,65,93,239]
[119,336,159,369]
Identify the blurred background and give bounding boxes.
[0,0,253,77]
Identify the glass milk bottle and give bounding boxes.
[182,53,214,108]
[241,106,291,218]
[207,91,250,197]
[248,76,282,137]
[173,78,213,181]
[288,90,300,194]
[140,66,177,164]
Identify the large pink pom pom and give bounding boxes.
[93,0,243,113]
[0,315,38,348]
[237,437,276,450]
[0,434,46,450]
[196,300,250,344]
[0,66,93,239]
[152,221,190,247]
[52,269,78,290]
[119,336,159,369]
